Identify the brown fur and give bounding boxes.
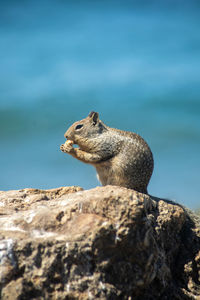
[60,112,154,194]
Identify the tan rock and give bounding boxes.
[0,185,199,299]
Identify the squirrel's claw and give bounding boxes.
[60,144,66,153]
[60,140,74,154]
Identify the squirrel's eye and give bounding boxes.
[75,124,83,130]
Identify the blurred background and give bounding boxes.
[0,0,200,209]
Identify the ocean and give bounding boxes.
[0,0,200,209]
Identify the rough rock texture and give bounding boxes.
[0,185,199,299]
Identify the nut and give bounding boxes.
[65,140,74,146]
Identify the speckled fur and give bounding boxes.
[60,112,154,194]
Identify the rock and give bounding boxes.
[0,185,199,299]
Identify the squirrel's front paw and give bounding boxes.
[60,140,74,153]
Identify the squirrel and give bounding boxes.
[60,111,154,194]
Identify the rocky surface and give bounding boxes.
[0,185,199,299]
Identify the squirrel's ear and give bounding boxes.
[88,111,99,125]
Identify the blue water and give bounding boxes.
[0,1,200,209]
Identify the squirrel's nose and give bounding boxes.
[64,131,68,139]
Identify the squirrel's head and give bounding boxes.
[64,112,106,150]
